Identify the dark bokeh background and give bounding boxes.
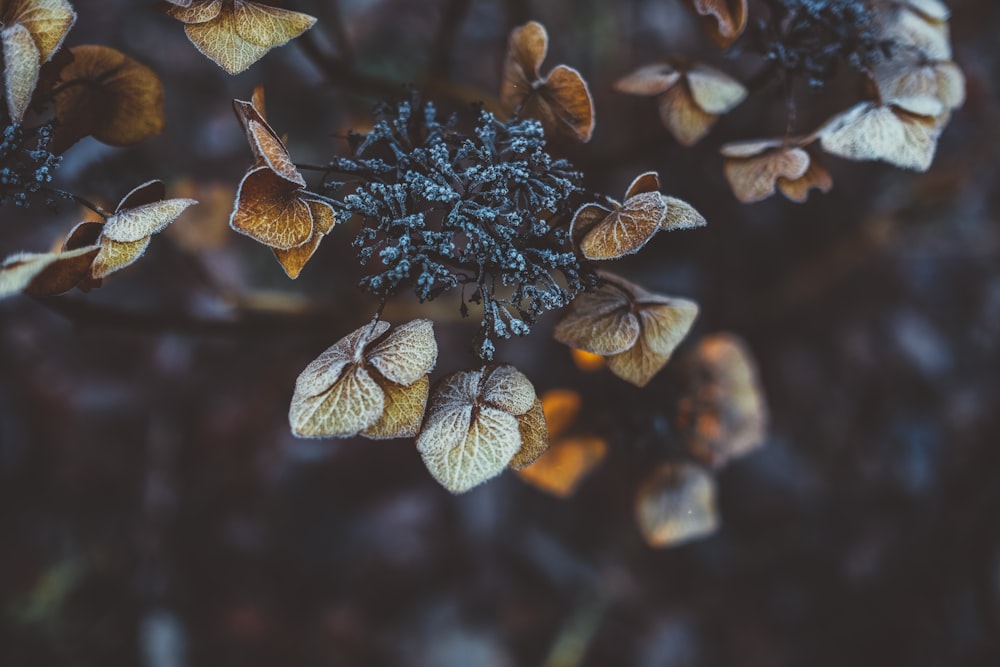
[2,1,1000,665]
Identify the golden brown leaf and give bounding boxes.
[675,333,768,468]
[579,192,666,260]
[818,101,941,172]
[721,140,811,203]
[509,398,548,469]
[553,282,640,356]
[635,462,718,548]
[501,21,595,142]
[230,165,314,250]
[232,98,305,186]
[0,245,99,298]
[4,0,76,61]
[682,0,749,49]
[1,0,76,122]
[50,45,164,153]
[163,0,316,75]
[361,375,429,440]
[90,236,151,279]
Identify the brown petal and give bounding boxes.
[116,180,166,211]
[777,158,833,202]
[723,146,811,204]
[481,363,536,416]
[569,202,613,246]
[819,102,940,172]
[293,320,390,400]
[606,337,671,388]
[6,0,76,62]
[289,365,386,438]
[635,462,719,548]
[536,65,595,142]
[50,45,164,153]
[624,171,661,199]
[102,198,198,243]
[638,298,699,358]
[660,197,707,231]
[553,283,640,356]
[304,198,337,234]
[676,333,767,468]
[1,245,100,298]
[657,83,717,147]
[63,220,103,250]
[90,236,151,279]
[613,63,681,96]
[500,20,548,109]
[580,191,667,260]
[361,375,429,440]
[509,398,548,469]
[229,165,313,249]
[2,24,40,123]
[515,435,606,497]
[685,64,747,114]
[366,318,438,386]
[683,0,749,49]
[272,228,322,279]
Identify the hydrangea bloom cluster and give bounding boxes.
[324,99,596,359]
[757,0,894,86]
[0,123,61,208]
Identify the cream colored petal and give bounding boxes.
[509,398,548,469]
[102,198,198,242]
[719,137,785,158]
[819,102,939,172]
[7,0,76,61]
[902,0,950,21]
[639,298,699,358]
[635,462,718,548]
[3,24,41,124]
[361,375,429,440]
[419,405,522,494]
[658,84,717,147]
[888,7,951,60]
[685,65,747,114]
[293,320,390,400]
[481,363,536,416]
[289,365,385,438]
[613,63,681,96]
[366,318,438,386]
[606,337,671,388]
[660,197,707,231]
[723,148,811,204]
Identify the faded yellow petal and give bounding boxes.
[580,191,666,260]
[293,320,390,400]
[553,283,640,356]
[639,298,699,358]
[361,375,429,440]
[366,318,438,386]
[234,1,316,47]
[90,236,150,279]
[819,102,940,172]
[159,0,223,24]
[685,64,747,114]
[660,197,707,231]
[229,165,313,250]
[305,199,337,234]
[289,365,385,438]
[102,198,198,243]
[184,10,268,75]
[7,0,76,61]
[419,404,522,494]
[481,363,536,416]
[515,435,606,497]
[635,462,719,548]
[606,337,671,388]
[2,24,41,123]
[272,228,322,279]
[613,63,681,96]
[658,83,717,147]
[509,398,548,469]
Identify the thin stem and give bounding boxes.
[43,187,110,218]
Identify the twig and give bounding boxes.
[43,187,110,218]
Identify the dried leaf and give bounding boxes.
[90,236,150,279]
[232,98,305,186]
[366,318,438,386]
[875,59,965,111]
[612,63,681,96]
[4,0,76,61]
[625,171,661,199]
[722,141,812,203]
[676,333,768,468]
[682,0,749,48]
[293,321,389,400]
[49,45,164,153]
[501,21,595,142]
[2,24,40,123]
[553,282,640,356]
[290,365,386,438]
[636,462,718,548]
[685,64,747,114]
[229,165,314,249]
[509,398,548,469]
[102,198,198,243]
[163,0,316,75]
[660,196,708,231]
[818,101,941,172]
[883,4,951,60]
[361,375,429,440]
[271,200,338,279]
[777,159,833,203]
[0,245,99,299]
[1,0,76,121]
[579,191,666,260]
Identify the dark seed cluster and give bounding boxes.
[0,123,61,208]
[323,98,597,359]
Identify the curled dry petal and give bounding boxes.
[553,281,639,356]
[676,333,767,468]
[3,24,41,123]
[0,245,99,299]
[1,0,76,122]
[102,198,199,243]
[501,21,595,142]
[722,141,811,203]
[875,60,965,112]
[49,45,164,153]
[365,318,438,386]
[91,237,151,279]
[417,364,544,493]
[657,83,717,147]
[579,192,666,260]
[818,101,941,172]
[661,197,708,231]
[230,166,315,249]
[635,462,719,548]
[682,0,749,49]
[612,63,681,96]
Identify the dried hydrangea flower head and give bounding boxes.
[290,319,438,440]
[501,20,595,142]
[417,364,547,493]
[721,137,833,203]
[554,272,699,387]
[571,171,706,260]
[614,62,747,146]
[159,0,316,75]
[635,462,719,548]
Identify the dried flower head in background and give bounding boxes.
[635,462,719,548]
[721,138,833,203]
[681,0,749,48]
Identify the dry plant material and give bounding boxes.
[676,333,767,468]
[47,45,164,153]
[614,62,746,146]
[553,272,699,387]
[818,99,943,172]
[417,363,546,493]
[500,20,595,143]
[874,58,965,113]
[229,92,338,278]
[0,244,98,298]
[570,171,706,260]
[515,389,607,497]
[159,0,317,75]
[1,0,76,122]
[680,0,748,49]
[721,138,833,203]
[879,0,951,60]
[290,319,438,440]
[635,462,718,548]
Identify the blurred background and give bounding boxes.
[2,1,999,665]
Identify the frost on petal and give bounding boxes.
[639,298,699,358]
[606,338,671,388]
[481,364,536,416]
[289,365,385,438]
[819,102,940,172]
[509,398,548,469]
[366,319,438,386]
[90,236,151,279]
[419,405,522,493]
[580,192,666,260]
[102,198,198,242]
[293,320,390,400]
[159,0,223,24]
[636,462,719,548]
[361,375,429,440]
[722,146,811,204]
[229,165,314,250]
[553,284,639,356]
[7,0,77,63]
[233,2,317,49]
[2,24,41,124]
[1,245,100,299]
[660,197,707,231]
[625,171,661,199]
